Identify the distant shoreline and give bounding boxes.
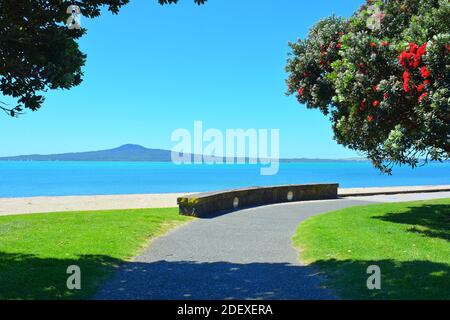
[0,144,369,162]
[3,144,447,163]
[0,158,371,163]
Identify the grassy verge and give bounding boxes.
[0,208,192,300]
[292,198,450,299]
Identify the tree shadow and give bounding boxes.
[0,250,337,300]
[1,252,449,300]
[308,258,450,300]
[373,204,450,242]
[0,251,122,300]
[95,259,336,300]
[96,259,450,300]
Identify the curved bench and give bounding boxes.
[177,183,338,217]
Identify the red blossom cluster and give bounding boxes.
[399,42,427,69]
[398,42,431,102]
[359,40,428,123]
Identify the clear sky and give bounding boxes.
[0,0,365,158]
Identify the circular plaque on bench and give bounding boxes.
[233,197,239,208]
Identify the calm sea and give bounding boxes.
[0,161,449,198]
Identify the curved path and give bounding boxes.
[96,192,450,300]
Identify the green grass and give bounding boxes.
[292,198,450,299]
[0,208,192,300]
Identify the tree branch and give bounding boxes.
[0,102,24,117]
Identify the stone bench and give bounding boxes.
[177,183,339,217]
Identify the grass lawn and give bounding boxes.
[0,208,192,300]
[293,198,450,300]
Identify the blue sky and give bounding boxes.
[0,0,365,158]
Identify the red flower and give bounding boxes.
[420,66,431,78]
[417,83,425,92]
[381,41,389,46]
[403,70,411,92]
[408,42,418,54]
[383,93,390,100]
[373,85,378,92]
[418,92,428,103]
[298,87,305,96]
[367,115,374,122]
[321,51,327,56]
[423,79,430,86]
[373,100,380,107]
[336,43,342,49]
[417,43,427,57]
[398,42,427,69]
[399,51,413,67]
[369,42,377,48]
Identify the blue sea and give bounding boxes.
[0,161,449,198]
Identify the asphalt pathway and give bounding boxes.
[95,192,450,300]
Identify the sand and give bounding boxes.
[0,193,191,216]
[1,185,450,216]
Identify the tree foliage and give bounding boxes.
[0,0,206,117]
[286,0,449,172]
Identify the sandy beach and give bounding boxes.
[0,193,191,216]
[1,185,449,216]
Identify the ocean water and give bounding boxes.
[0,161,449,198]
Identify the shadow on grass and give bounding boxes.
[0,252,122,300]
[0,251,335,300]
[310,258,450,300]
[1,253,449,300]
[374,204,450,241]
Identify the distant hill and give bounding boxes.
[0,144,368,162]
[0,144,172,162]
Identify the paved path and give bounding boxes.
[347,191,450,203]
[339,185,450,196]
[95,192,449,300]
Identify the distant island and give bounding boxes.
[0,144,368,162]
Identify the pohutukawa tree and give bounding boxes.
[0,0,206,117]
[286,0,449,173]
